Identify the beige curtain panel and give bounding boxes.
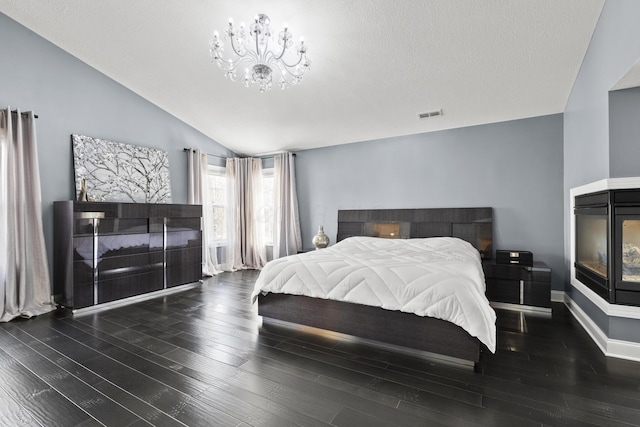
[0,108,53,321]
[225,157,267,270]
[273,152,302,258]
[187,148,222,276]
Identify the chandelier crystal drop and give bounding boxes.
[210,14,311,92]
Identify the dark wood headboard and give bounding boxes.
[337,207,493,259]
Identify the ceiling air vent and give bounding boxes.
[418,109,443,119]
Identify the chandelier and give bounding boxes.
[210,14,311,92]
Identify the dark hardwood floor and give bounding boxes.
[2,270,640,426]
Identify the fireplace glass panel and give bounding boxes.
[622,219,640,282]
[576,214,608,278]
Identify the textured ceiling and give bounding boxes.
[0,0,605,156]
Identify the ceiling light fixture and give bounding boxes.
[210,14,311,92]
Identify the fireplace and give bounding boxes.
[574,189,640,306]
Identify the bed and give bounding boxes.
[253,208,496,366]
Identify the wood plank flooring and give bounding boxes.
[1,270,640,426]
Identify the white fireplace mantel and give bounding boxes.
[570,177,640,198]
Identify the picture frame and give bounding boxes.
[71,134,172,203]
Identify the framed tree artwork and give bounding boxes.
[71,134,172,203]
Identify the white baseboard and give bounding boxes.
[560,291,640,362]
[551,290,565,303]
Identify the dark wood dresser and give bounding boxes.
[483,260,551,312]
[54,201,202,310]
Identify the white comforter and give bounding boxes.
[252,236,496,352]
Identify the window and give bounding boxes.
[262,168,275,245]
[207,165,226,241]
[205,164,274,246]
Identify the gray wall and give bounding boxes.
[295,114,566,290]
[563,0,640,343]
[0,13,234,284]
[609,86,640,178]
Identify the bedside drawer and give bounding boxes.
[523,280,551,308]
[485,278,520,304]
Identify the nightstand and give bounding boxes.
[483,260,551,313]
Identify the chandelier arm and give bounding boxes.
[264,50,304,73]
[217,55,253,74]
[273,37,288,61]
[215,46,259,69]
[277,62,307,78]
[242,50,260,67]
[232,56,255,70]
[262,34,272,64]
[229,32,246,58]
[263,50,276,66]
[254,31,263,61]
[278,54,306,69]
[276,70,295,84]
[213,54,237,69]
[223,58,255,82]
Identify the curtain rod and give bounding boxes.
[183,148,295,159]
[183,148,227,159]
[10,109,38,119]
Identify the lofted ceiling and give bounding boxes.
[0,0,605,156]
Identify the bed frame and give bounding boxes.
[258,207,493,366]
